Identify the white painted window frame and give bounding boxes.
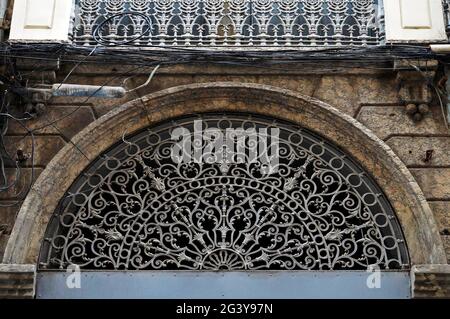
[9,0,74,42]
[384,0,448,43]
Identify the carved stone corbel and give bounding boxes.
[394,59,438,122]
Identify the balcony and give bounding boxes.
[8,0,450,48]
[72,0,384,47]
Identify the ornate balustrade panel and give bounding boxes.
[73,0,384,47]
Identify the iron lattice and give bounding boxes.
[40,113,409,270]
[73,0,384,47]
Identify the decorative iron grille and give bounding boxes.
[40,113,409,270]
[73,0,384,47]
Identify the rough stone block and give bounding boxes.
[386,137,450,167]
[313,75,399,116]
[0,264,36,299]
[357,106,447,140]
[7,106,96,139]
[410,169,450,200]
[190,75,319,99]
[412,264,450,298]
[0,202,22,261]
[0,168,43,200]
[442,236,450,263]
[0,202,22,231]
[0,235,9,260]
[429,202,450,235]
[4,136,66,167]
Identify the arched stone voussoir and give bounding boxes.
[3,82,446,265]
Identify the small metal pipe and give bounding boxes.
[52,84,126,98]
[18,67,159,99]
[430,44,450,53]
[16,84,127,99]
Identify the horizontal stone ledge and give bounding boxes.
[410,169,450,200]
[386,136,450,167]
[412,264,450,298]
[0,264,36,299]
[0,264,36,273]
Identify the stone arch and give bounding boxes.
[2,82,446,265]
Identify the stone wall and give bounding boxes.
[0,60,449,264]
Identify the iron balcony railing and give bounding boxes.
[72,0,384,47]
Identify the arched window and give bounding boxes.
[39,113,409,271]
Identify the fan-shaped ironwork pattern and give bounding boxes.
[39,113,409,270]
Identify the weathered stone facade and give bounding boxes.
[0,57,449,297]
[0,264,35,299]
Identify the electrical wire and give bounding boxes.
[32,63,160,134]
[0,43,438,70]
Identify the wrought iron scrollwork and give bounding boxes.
[73,0,384,47]
[40,113,409,270]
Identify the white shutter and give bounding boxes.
[384,0,447,42]
[9,0,74,42]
